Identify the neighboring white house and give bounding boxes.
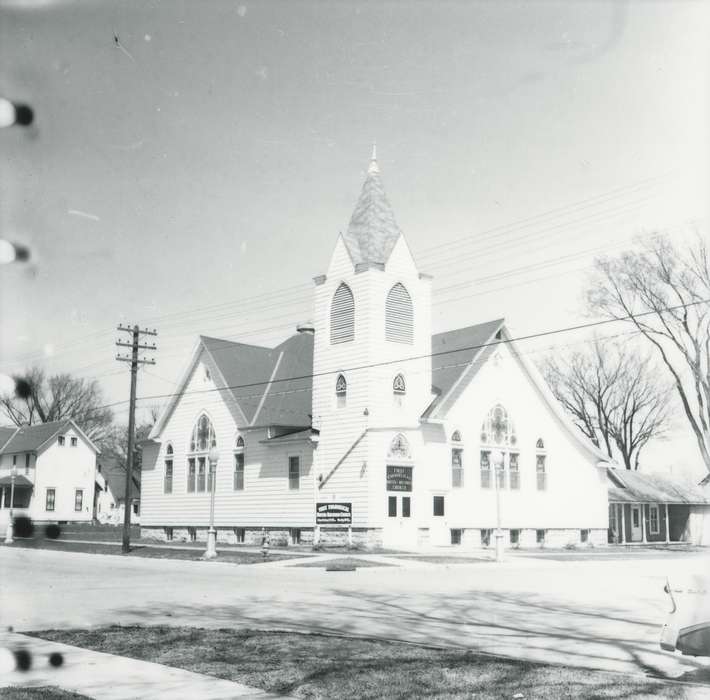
[95,455,141,525]
[140,152,611,549]
[0,419,98,536]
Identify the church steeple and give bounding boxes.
[342,147,402,266]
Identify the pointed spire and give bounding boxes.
[368,141,379,174]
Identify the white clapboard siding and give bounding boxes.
[385,282,413,344]
[330,282,355,344]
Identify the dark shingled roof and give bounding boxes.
[424,319,505,417]
[0,419,73,454]
[607,468,710,505]
[342,159,402,266]
[203,332,313,429]
[98,455,140,502]
[0,426,17,450]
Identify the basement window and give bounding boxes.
[536,529,546,545]
[450,529,462,545]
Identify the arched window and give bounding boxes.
[188,414,216,493]
[480,404,517,447]
[536,438,547,491]
[393,373,406,407]
[164,443,173,494]
[234,435,245,491]
[388,433,411,460]
[385,283,413,344]
[451,431,463,488]
[331,283,355,344]
[335,373,347,408]
[480,405,516,490]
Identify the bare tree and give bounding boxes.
[543,337,672,469]
[587,233,710,473]
[0,367,114,445]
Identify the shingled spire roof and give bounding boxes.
[342,145,403,266]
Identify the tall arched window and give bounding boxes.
[393,373,406,407]
[234,435,245,491]
[335,373,347,408]
[388,433,411,460]
[536,438,547,491]
[188,414,216,493]
[164,443,173,494]
[385,283,413,344]
[451,431,463,488]
[331,283,355,344]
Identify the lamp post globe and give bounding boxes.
[491,450,505,562]
[4,465,18,544]
[204,447,219,559]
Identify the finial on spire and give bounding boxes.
[368,140,379,174]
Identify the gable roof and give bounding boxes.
[607,468,710,505]
[0,426,17,450]
[424,319,505,417]
[342,154,403,266]
[151,332,314,439]
[0,419,71,454]
[98,455,140,502]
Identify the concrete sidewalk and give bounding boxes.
[0,632,290,700]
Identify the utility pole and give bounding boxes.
[116,324,157,553]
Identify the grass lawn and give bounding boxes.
[7,538,300,565]
[0,688,90,699]
[29,626,693,699]
[292,556,393,568]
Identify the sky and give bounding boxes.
[0,0,708,476]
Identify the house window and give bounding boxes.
[433,495,445,517]
[536,455,547,491]
[510,529,520,545]
[609,504,618,537]
[133,502,139,516]
[450,528,462,545]
[234,527,245,544]
[581,528,589,543]
[385,283,414,344]
[12,455,17,465]
[46,488,55,511]
[70,437,78,447]
[335,374,347,408]
[25,453,30,475]
[509,453,519,490]
[164,444,173,494]
[74,489,83,512]
[234,436,245,491]
[187,458,196,493]
[480,451,491,488]
[58,435,65,446]
[288,456,300,490]
[402,496,411,518]
[331,282,355,344]
[388,496,397,517]
[649,505,660,535]
[536,529,546,545]
[451,448,463,488]
[393,373,406,407]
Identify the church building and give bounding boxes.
[140,151,611,550]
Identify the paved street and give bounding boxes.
[2,547,710,687]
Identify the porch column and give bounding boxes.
[665,503,670,543]
[619,504,625,544]
[641,504,647,544]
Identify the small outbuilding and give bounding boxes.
[607,468,710,545]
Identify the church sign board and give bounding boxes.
[386,465,413,492]
[316,502,352,525]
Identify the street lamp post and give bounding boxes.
[204,446,219,559]
[4,466,18,544]
[491,450,505,562]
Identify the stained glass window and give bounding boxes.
[393,374,406,394]
[536,438,545,449]
[452,448,463,488]
[335,374,347,395]
[451,430,462,442]
[388,433,411,460]
[480,405,516,446]
[190,414,216,452]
